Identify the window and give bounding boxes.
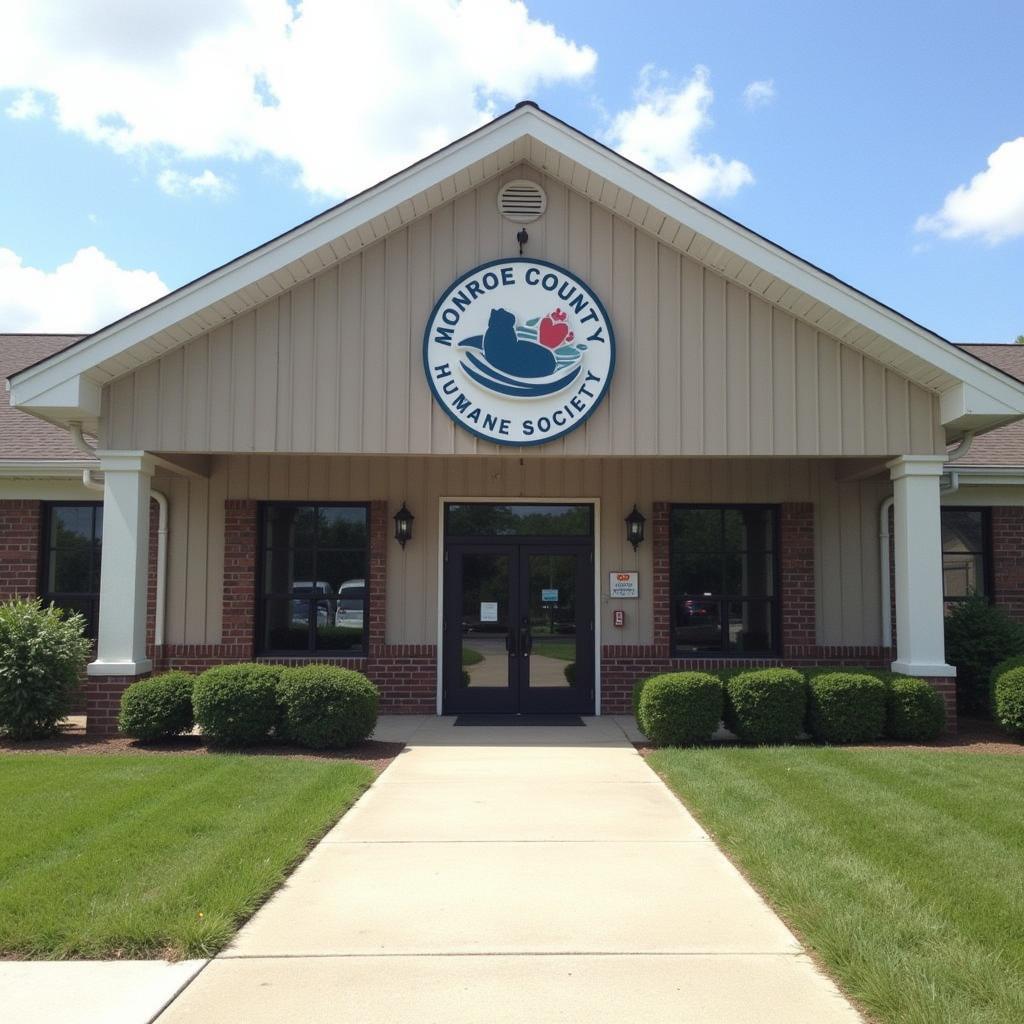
[670,505,778,655]
[941,507,990,610]
[40,503,102,640]
[259,503,369,655]
[445,503,592,537]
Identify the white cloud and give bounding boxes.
[157,168,233,199]
[0,246,168,332]
[5,89,43,119]
[916,138,1024,244]
[607,65,753,200]
[0,0,597,198]
[742,79,775,110]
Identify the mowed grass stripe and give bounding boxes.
[648,747,1024,1024]
[0,754,374,959]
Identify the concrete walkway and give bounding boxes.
[157,716,861,1023]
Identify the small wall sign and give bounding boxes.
[541,588,559,603]
[423,258,615,446]
[609,571,639,599]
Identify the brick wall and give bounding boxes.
[780,502,816,654]
[0,500,41,600]
[992,506,1024,621]
[221,499,258,655]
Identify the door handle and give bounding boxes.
[520,626,532,657]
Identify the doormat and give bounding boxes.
[453,714,586,727]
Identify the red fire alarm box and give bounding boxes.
[612,609,625,627]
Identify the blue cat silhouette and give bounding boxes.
[460,307,556,379]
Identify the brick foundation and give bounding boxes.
[0,500,41,600]
[83,674,150,736]
[599,646,891,714]
[920,676,958,733]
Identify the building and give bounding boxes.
[4,103,1024,735]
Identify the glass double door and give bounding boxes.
[443,541,594,714]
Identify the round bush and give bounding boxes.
[724,668,807,745]
[276,666,378,749]
[637,672,723,746]
[0,598,91,739]
[192,663,282,746]
[807,672,887,744]
[992,665,1024,737]
[564,662,576,685]
[885,676,945,741]
[944,593,1024,714]
[118,671,195,741]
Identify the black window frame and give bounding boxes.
[39,500,103,641]
[940,505,992,607]
[669,502,781,657]
[256,501,371,657]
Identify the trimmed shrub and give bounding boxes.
[0,598,91,739]
[192,663,282,746]
[724,668,806,745]
[885,676,945,742]
[277,666,378,749]
[564,662,576,685]
[992,664,1024,737]
[637,672,723,746]
[807,672,887,743]
[118,671,195,741]
[944,593,1024,714]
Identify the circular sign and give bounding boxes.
[423,258,615,446]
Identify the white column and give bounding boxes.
[88,452,155,676]
[886,455,955,678]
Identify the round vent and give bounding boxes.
[497,179,547,224]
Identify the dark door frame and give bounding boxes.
[440,509,597,716]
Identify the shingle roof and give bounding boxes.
[953,345,1024,468]
[1,334,92,460]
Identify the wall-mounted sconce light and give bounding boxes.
[625,504,646,551]
[393,502,414,548]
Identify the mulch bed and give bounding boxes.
[0,727,405,772]
[635,717,1024,757]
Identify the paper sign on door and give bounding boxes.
[480,602,498,622]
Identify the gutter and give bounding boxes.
[67,424,169,650]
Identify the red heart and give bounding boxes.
[539,316,569,349]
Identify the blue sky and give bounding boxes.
[0,0,1021,341]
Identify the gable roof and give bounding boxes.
[9,102,1024,437]
[0,334,92,461]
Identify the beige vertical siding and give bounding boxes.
[107,168,943,458]
[156,455,890,650]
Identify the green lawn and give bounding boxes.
[648,746,1024,1024]
[461,646,483,667]
[531,640,575,661]
[0,754,374,959]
